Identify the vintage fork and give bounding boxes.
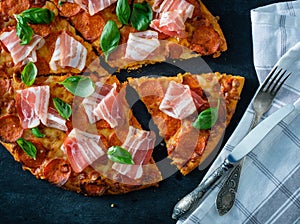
[215,66,291,215]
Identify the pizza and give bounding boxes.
[128,72,244,175]
[0,0,244,196]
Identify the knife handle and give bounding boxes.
[172,159,234,220]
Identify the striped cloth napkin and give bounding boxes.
[177,1,300,223]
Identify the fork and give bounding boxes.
[215,66,291,215]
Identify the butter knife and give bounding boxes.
[172,104,294,220]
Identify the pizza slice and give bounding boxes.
[50,0,227,69]
[0,1,100,78]
[0,74,162,195]
[128,72,244,175]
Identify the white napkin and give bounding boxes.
[177,1,300,223]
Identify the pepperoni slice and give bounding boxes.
[43,159,72,186]
[0,115,23,143]
[16,141,48,169]
[191,25,221,55]
[70,11,105,42]
[54,1,82,17]
[0,0,30,16]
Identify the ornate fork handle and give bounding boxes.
[172,159,234,220]
[215,111,262,215]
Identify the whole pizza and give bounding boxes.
[0,0,244,196]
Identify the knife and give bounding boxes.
[172,104,294,220]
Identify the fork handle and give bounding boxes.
[215,112,262,215]
[250,112,263,129]
[172,159,234,220]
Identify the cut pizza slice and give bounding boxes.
[0,74,162,196]
[50,0,227,69]
[128,72,244,175]
[0,1,98,78]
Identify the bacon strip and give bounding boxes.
[74,0,117,16]
[63,128,106,173]
[125,31,160,61]
[16,86,50,129]
[82,82,113,124]
[0,29,45,65]
[159,81,197,119]
[150,0,194,38]
[152,0,194,19]
[93,83,125,128]
[112,126,156,179]
[49,31,87,71]
[46,107,68,131]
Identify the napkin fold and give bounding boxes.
[177,1,300,223]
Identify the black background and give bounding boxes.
[0,1,289,223]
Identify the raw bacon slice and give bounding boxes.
[150,0,194,38]
[0,29,45,65]
[74,0,117,16]
[63,128,106,173]
[112,126,156,179]
[152,0,194,20]
[93,83,125,128]
[49,31,87,71]
[16,86,50,129]
[16,93,40,129]
[191,90,206,110]
[125,31,160,61]
[150,11,188,38]
[46,107,68,131]
[159,81,196,119]
[82,82,113,124]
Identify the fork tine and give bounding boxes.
[261,66,279,91]
[270,71,291,95]
[268,69,287,93]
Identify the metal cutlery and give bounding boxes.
[216,66,291,215]
[172,104,294,220]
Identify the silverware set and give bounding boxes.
[172,63,292,219]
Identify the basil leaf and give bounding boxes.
[31,127,45,138]
[58,1,64,6]
[116,0,131,25]
[15,14,34,45]
[16,138,37,160]
[130,2,152,31]
[100,20,120,61]
[53,97,72,120]
[59,76,95,97]
[107,146,134,165]
[21,8,55,24]
[192,100,220,130]
[21,62,37,86]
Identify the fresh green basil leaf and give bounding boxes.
[58,1,64,6]
[21,8,55,24]
[130,2,152,31]
[107,146,134,165]
[21,62,37,86]
[192,100,220,130]
[16,138,37,160]
[31,127,45,138]
[15,14,34,45]
[116,0,131,25]
[59,76,95,97]
[100,20,120,61]
[53,97,72,120]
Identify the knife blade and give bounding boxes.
[172,104,294,220]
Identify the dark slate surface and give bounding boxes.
[0,1,289,223]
